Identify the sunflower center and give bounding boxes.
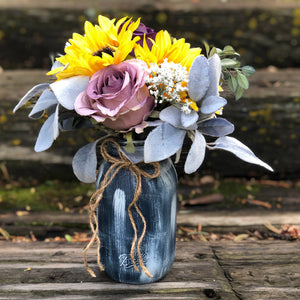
[93,47,114,58]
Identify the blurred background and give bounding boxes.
[0,0,299,218]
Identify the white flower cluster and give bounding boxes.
[146,59,189,108]
[180,100,193,114]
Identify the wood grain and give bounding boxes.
[1,240,299,299]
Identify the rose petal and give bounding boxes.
[103,95,155,130]
[74,91,100,117]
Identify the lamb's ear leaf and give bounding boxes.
[50,76,89,110]
[200,96,227,115]
[29,88,58,119]
[13,83,50,113]
[34,105,59,152]
[181,110,199,128]
[187,55,210,102]
[198,118,234,137]
[184,131,206,174]
[72,139,101,183]
[144,123,186,162]
[211,136,273,171]
[159,106,182,128]
[206,54,222,97]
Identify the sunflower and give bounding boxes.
[48,16,140,80]
[134,30,201,70]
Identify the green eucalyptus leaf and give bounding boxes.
[202,40,210,57]
[221,50,240,57]
[220,50,236,57]
[228,74,238,93]
[209,47,217,57]
[224,45,235,52]
[241,65,256,76]
[221,58,238,68]
[237,71,249,89]
[235,85,245,100]
[216,47,222,54]
[234,61,241,68]
[219,46,240,57]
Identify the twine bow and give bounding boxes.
[83,138,160,278]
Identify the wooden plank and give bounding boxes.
[177,210,300,227]
[2,210,300,240]
[1,240,300,298]
[3,210,300,227]
[211,241,300,299]
[0,241,238,299]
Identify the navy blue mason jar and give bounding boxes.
[96,140,177,284]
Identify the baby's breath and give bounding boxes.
[146,59,188,108]
[181,100,193,114]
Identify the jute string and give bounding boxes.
[83,138,160,278]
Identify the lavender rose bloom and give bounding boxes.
[74,59,155,132]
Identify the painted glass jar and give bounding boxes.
[96,141,177,284]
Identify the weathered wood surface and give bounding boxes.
[0,68,299,179]
[0,0,300,69]
[0,240,299,299]
[1,208,300,241]
[212,241,300,300]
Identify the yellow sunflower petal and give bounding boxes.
[50,15,140,80]
[135,29,201,70]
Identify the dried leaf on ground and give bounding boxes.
[264,222,281,234]
[234,234,249,242]
[259,179,292,188]
[16,211,30,217]
[248,199,272,209]
[0,227,10,240]
[181,193,224,206]
[281,224,300,239]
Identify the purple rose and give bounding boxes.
[120,21,156,56]
[74,59,155,131]
[132,22,156,50]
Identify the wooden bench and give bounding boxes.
[1,240,300,299]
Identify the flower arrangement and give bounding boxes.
[13,15,274,281]
[13,15,273,180]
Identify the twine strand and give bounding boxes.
[83,138,160,278]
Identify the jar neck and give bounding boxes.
[99,138,145,161]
